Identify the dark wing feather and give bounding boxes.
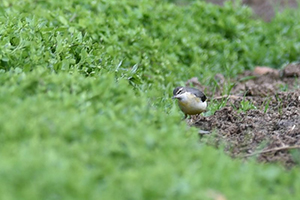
[185,87,207,102]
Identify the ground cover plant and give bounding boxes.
[0,0,300,199]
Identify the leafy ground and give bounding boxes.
[1,0,300,199]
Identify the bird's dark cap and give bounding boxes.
[173,86,184,96]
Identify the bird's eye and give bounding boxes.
[176,88,184,95]
[173,87,186,96]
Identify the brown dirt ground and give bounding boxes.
[188,63,300,168]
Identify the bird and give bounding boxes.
[172,86,207,119]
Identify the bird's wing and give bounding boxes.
[186,87,207,102]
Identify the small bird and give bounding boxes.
[172,86,207,119]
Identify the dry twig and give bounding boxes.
[241,145,300,158]
[213,95,243,100]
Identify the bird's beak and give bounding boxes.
[172,95,179,99]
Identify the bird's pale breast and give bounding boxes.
[178,93,207,115]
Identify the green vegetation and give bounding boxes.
[0,0,300,199]
[239,99,257,112]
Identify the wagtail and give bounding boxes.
[172,86,207,119]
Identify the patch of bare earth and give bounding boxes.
[190,63,300,168]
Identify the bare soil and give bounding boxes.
[188,63,300,168]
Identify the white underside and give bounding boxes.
[175,92,207,115]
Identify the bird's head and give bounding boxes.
[172,86,187,101]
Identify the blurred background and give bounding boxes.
[172,0,298,21]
